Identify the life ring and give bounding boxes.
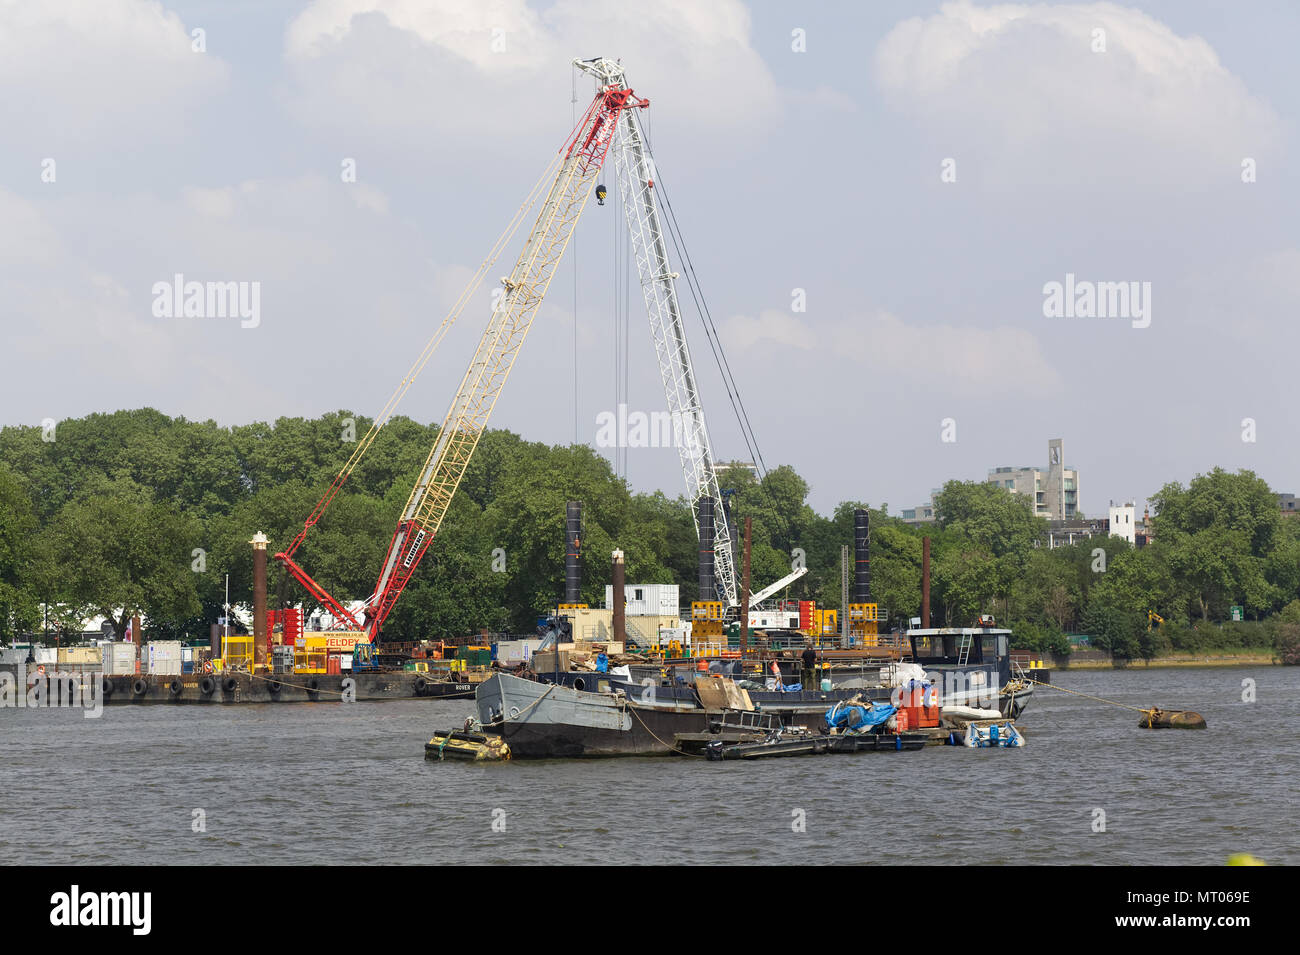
[202,660,213,675]
[131,678,148,696]
[168,679,183,698]
[222,677,238,693]
[198,677,216,696]
[36,664,45,677]
[101,676,114,696]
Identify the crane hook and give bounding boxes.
[596,183,607,206]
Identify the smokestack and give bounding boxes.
[921,536,931,629]
[697,498,716,602]
[853,508,871,602]
[251,532,269,669]
[564,502,582,604]
[611,550,626,643]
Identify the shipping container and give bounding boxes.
[604,583,679,617]
[102,642,138,675]
[146,640,183,676]
[494,638,544,665]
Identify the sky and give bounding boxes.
[1,0,1296,517]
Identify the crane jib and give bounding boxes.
[402,529,427,570]
[276,67,647,641]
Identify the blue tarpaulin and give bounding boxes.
[825,701,896,731]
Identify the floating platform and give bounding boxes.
[425,731,511,761]
[4,665,476,705]
[703,731,929,760]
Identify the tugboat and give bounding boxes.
[904,617,1033,718]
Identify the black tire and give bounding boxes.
[267,680,282,696]
[222,677,238,693]
[101,676,114,696]
[199,677,216,695]
[168,679,183,698]
[131,678,148,696]
[306,678,320,694]
[414,676,429,696]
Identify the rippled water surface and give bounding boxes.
[3,666,1296,865]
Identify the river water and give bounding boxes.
[3,666,1295,865]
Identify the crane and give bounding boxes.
[276,73,647,640]
[575,56,743,608]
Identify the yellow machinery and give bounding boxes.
[847,603,882,647]
[293,636,329,674]
[558,603,588,613]
[221,634,254,671]
[692,601,724,640]
[1147,610,1164,631]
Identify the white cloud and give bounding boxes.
[724,307,1061,393]
[874,0,1281,185]
[0,0,228,143]
[281,0,780,143]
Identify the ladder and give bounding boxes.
[957,633,973,666]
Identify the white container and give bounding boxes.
[102,642,138,675]
[604,583,679,617]
[146,641,182,676]
[494,638,543,666]
[340,654,353,672]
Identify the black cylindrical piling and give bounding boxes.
[854,508,871,603]
[565,501,582,604]
[698,498,716,602]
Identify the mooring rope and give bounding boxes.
[625,702,706,758]
[1022,675,1151,714]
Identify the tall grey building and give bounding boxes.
[987,438,1079,520]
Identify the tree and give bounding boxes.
[42,477,203,638]
[0,465,40,638]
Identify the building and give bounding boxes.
[1280,493,1297,516]
[987,438,1079,521]
[900,493,938,525]
[1108,500,1136,544]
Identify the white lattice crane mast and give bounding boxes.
[575,57,739,608]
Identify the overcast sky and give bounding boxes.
[2,0,1295,517]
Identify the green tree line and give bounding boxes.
[1,410,1297,660]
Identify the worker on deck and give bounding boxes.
[801,644,817,690]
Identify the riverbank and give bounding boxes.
[1053,650,1278,669]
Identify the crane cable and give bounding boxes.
[633,111,769,481]
[283,149,563,558]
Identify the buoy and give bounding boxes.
[1139,707,1207,729]
[1227,853,1266,866]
